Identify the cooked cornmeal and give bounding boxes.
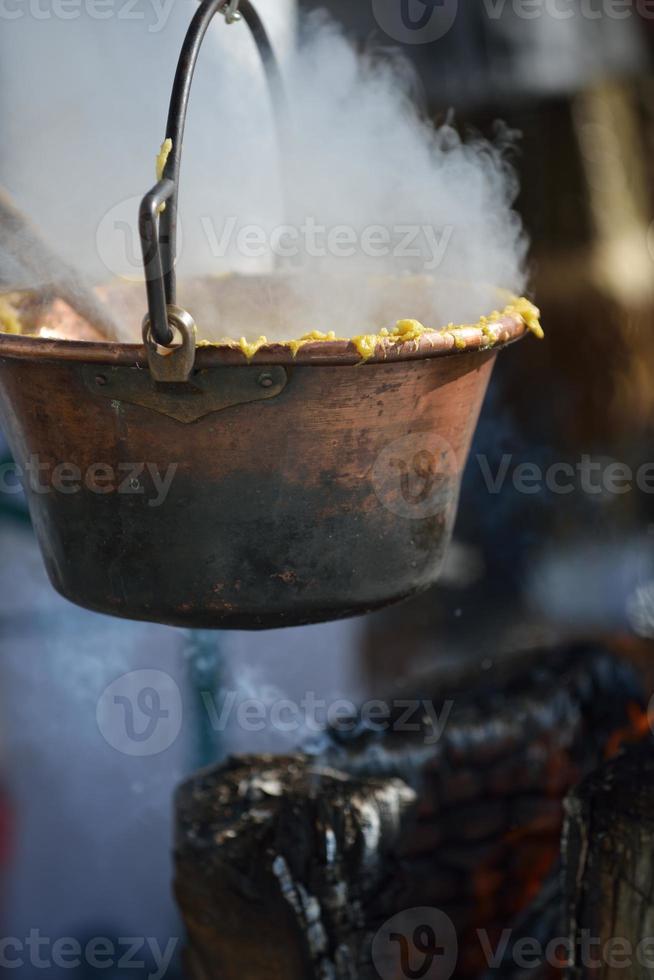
[155,138,173,213]
[0,292,543,361]
[203,297,543,362]
[0,297,21,335]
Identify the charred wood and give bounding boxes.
[175,756,415,980]
[175,645,647,980]
[562,737,654,980]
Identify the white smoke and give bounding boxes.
[219,620,368,756]
[251,12,528,337]
[174,10,529,340]
[0,3,527,341]
[0,0,295,296]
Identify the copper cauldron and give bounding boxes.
[0,295,530,629]
[0,0,534,630]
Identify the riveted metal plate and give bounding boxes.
[83,364,288,423]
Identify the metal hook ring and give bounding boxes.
[223,0,242,23]
[142,305,197,383]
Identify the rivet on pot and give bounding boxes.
[95,374,108,387]
[258,373,274,389]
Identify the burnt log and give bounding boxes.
[562,738,654,980]
[175,756,416,980]
[175,646,647,980]
[324,644,646,977]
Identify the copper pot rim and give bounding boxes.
[0,310,528,367]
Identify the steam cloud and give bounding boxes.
[0,3,528,342]
[240,12,528,339]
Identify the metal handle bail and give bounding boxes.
[142,306,197,382]
[138,0,286,369]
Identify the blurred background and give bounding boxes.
[2,1,654,977]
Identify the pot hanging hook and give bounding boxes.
[138,0,286,372]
